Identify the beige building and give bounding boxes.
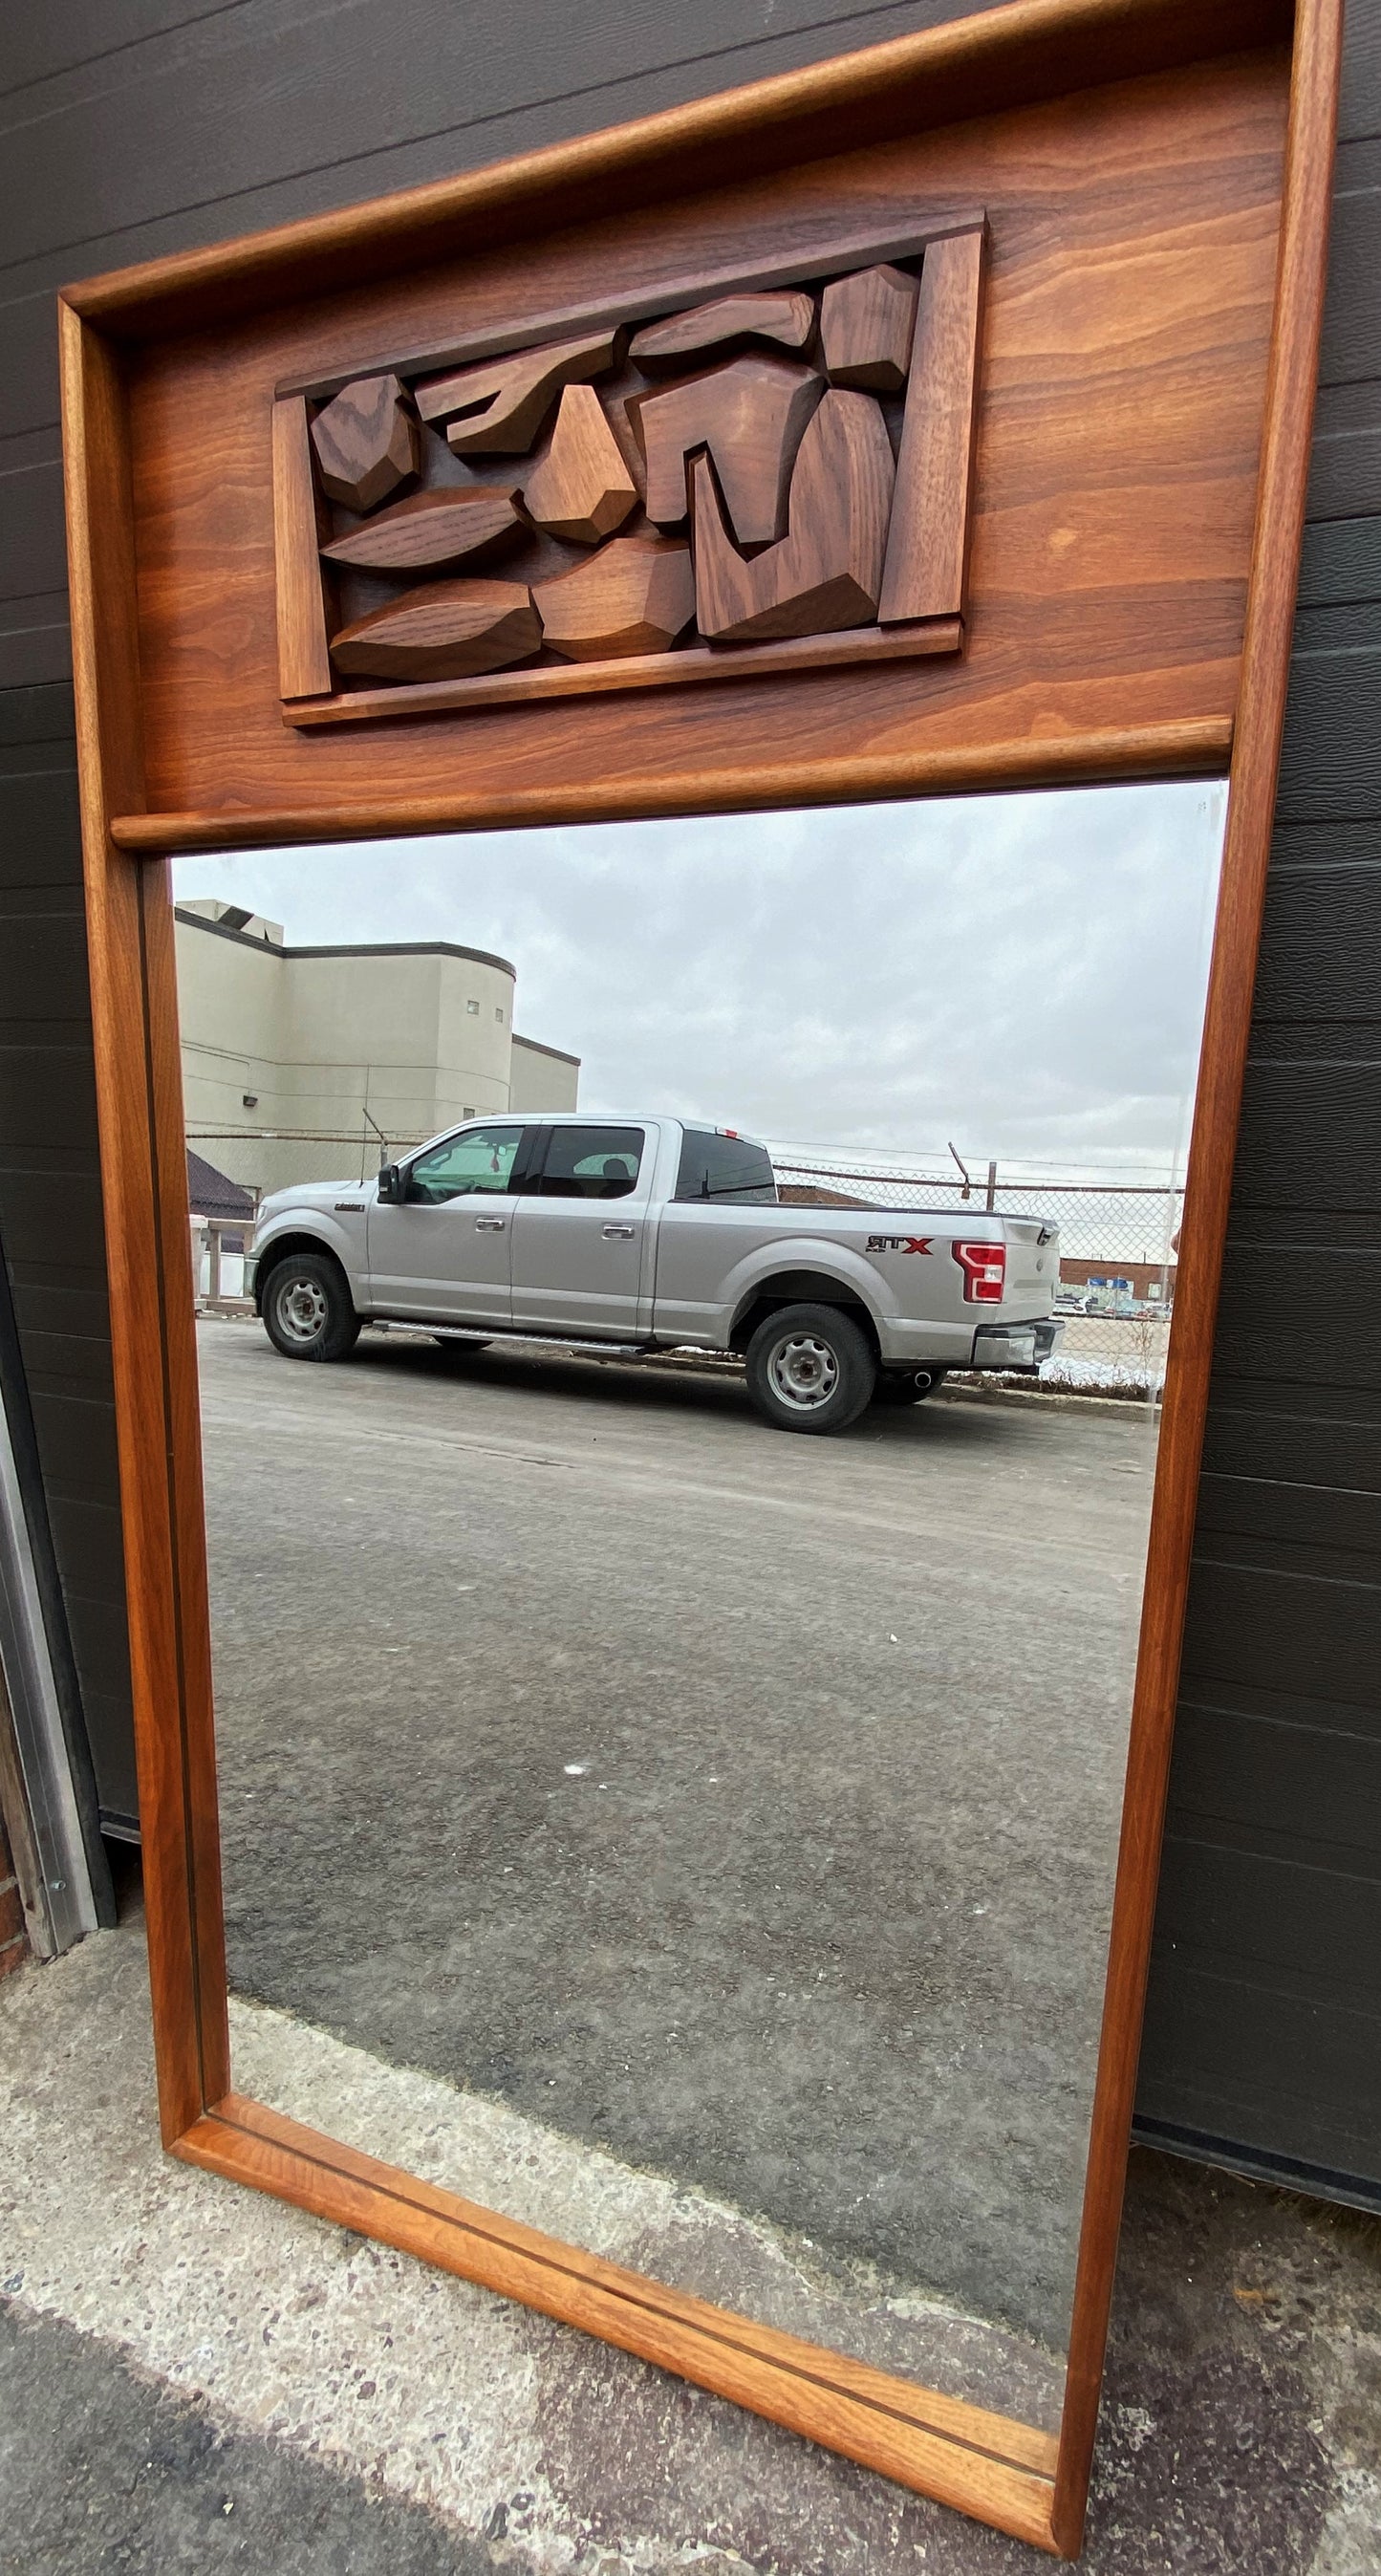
[175,899,579,1198]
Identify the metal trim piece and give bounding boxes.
[0,1386,100,1954]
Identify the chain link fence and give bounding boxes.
[188,1124,1180,1398]
[774,1153,1180,1398]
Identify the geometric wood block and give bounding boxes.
[878,227,986,625]
[330,579,540,680]
[820,264,919,392]
[630,356,823,547]
[414,330,619,453]
[319,486,523,572]
[629,291,815,368]
[523,386,637,543]
[310,375,419,511]
[691,389,895,644]
[533,539,696,660]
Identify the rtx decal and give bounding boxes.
[867,1234,933,1254]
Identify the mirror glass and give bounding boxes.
[173,781,1223,2435]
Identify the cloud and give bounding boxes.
[172,781,1224,1180]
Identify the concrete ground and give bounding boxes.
[195,1316,1154,2381]
[2,1915,1379,2576]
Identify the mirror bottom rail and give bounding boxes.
[174,2091,1062,2550]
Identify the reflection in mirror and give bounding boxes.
[174,785,1223,2439]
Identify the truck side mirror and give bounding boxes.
[377,1163,402,1203]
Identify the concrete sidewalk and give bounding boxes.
[3,1917,1380,2575]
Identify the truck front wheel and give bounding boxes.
[744,1303,875,1435]
[261,1253,361,1362]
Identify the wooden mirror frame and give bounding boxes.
[58,0,1341,2552]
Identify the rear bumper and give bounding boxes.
[970,1317,1064,1372]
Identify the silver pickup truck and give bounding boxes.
[246,1114,1061,1435]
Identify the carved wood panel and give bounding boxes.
[272,222,984,726]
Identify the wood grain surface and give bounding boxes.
[277,607,966,729]
[59,306,231,2144]
[878,227,985,625]
[691,387,895,640]
[271,397,334,698]
[310,373,418,509]
[330,577,540,679]
[174,2094,1061,2550]
[629,288,815,366]
[532,536,694,657]
[523,383,638,542]
[633,353,824,544]
[319,484,524,572]
[124,48,1287,826]
[417,329,619,447]
[821,263,919,391]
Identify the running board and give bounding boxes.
[381,1322,667,1360]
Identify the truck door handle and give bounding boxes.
[474,1215,506,1231]
[603,1223,636,1240]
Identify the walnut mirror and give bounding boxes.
[60,0,1341,2552]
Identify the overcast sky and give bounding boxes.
[172,781,1224,1181]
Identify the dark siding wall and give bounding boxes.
[0,0,998,1836]
[0,0,1377,2186]
[1135,0,1381,2189]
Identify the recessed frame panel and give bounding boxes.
[59,0,1342,2554]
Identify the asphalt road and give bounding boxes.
[197,1319,1156,2364]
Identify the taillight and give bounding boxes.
[953,1241,1006,1303]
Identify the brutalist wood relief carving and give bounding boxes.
[273,220,985,727]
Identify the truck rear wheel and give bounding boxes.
[261,1252,360,1362]
[874,1367,947,1405]
[744,1303,875,1435]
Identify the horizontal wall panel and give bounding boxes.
[0,455,65,599]
[2,1,231,94]
[0,598,72,688]
[1138,1955,1381,2175]
[1167,1702,1381,1852]
[0,1044,100,1153]
[1318,180,1381,384]
[0,1163,109,1270]
[1339,0,1381,140]
[1221,1068,1381,1211]
[0,918,94,1024]
[1251,859,1381,1019]
[1200,1397,1381,1495]
[1305,377,1381,521]
[1295,509,1381,605]
[1154,1837,1381,2003]
[43,1491,127,1612]
[1194,1468,1381,1562]
[1180,1560,1381,1715]
[1275,645,1381,818]
[0,681,73,747]
[0,0,993,284]
[77,1685,138,1826]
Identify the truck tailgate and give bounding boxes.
[1002,1218,1056,1312]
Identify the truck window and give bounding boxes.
[406,1123,526,1202]
[536,1125,644,1200]
[674,1130,777,1203]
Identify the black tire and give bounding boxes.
[874,1367,948,1406]
[261,1252,361,1362]
[744,1302,875,1435]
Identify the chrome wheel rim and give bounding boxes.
[766,1331,839,1412]
[273,1273,329,1345]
